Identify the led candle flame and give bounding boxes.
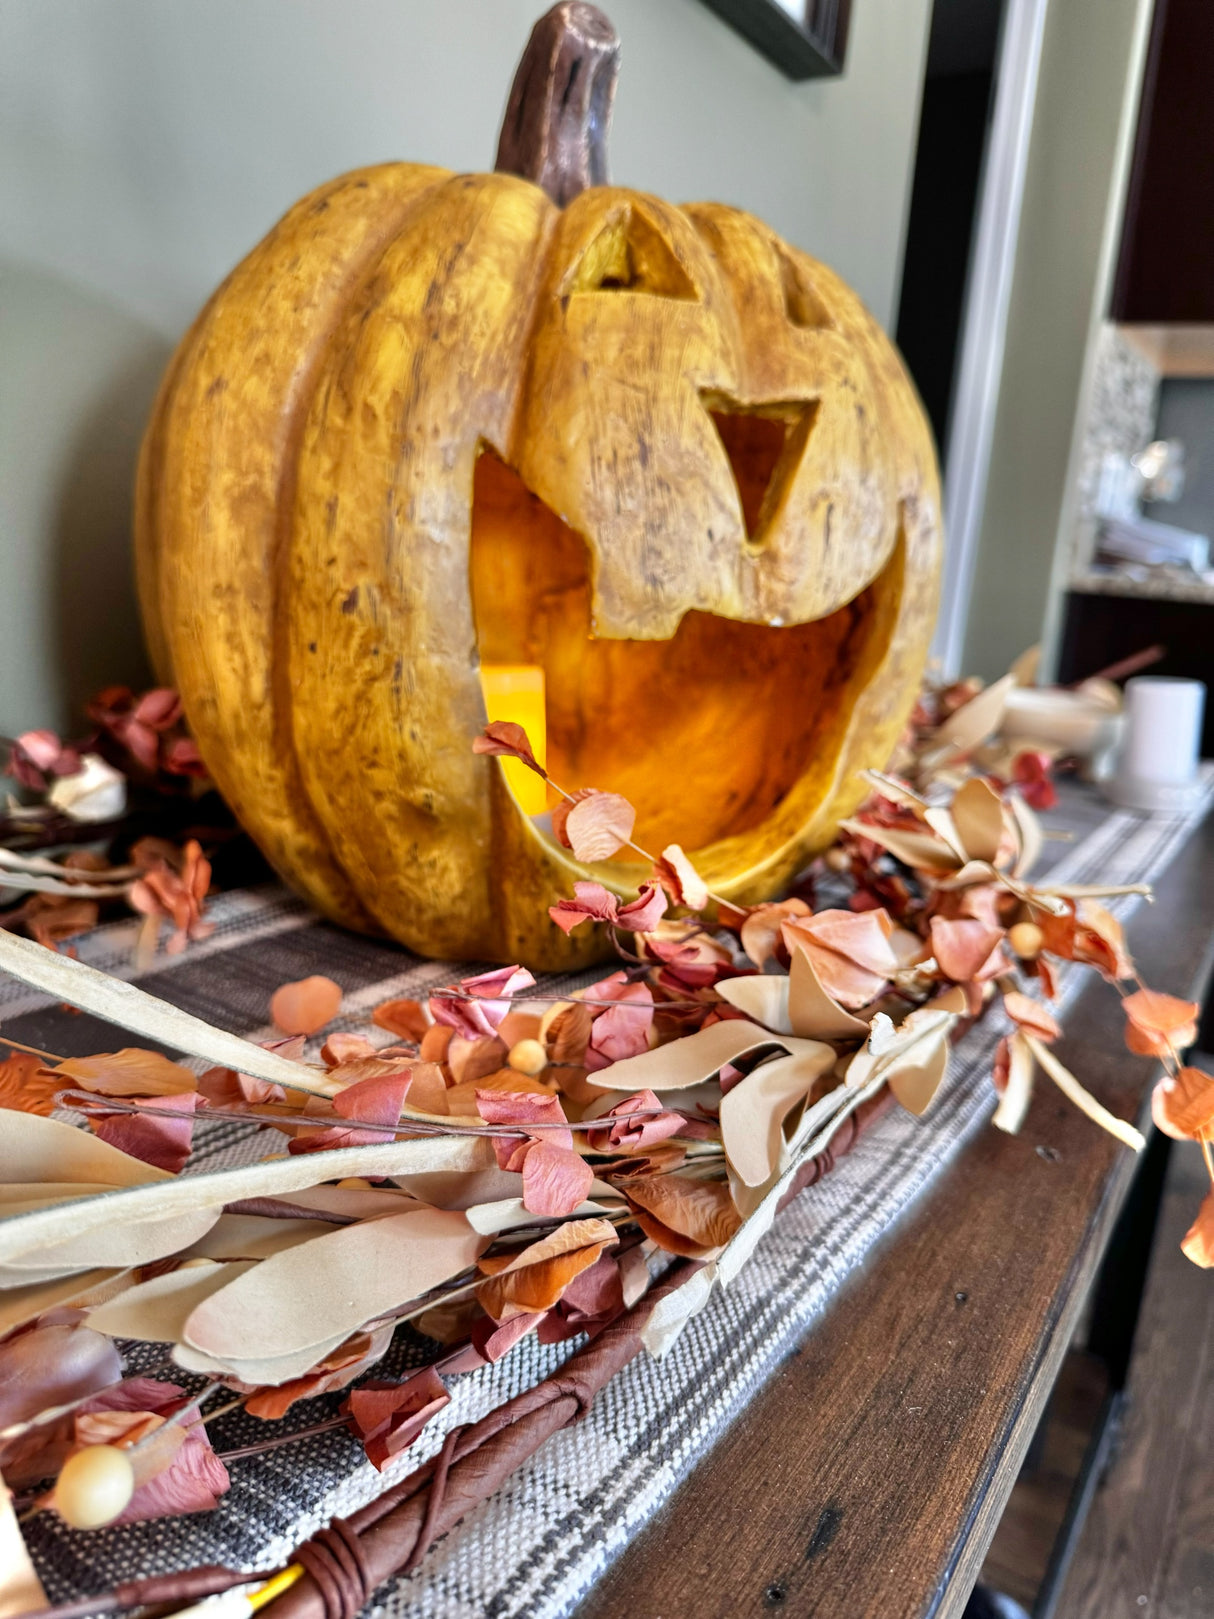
[478,665,548,815]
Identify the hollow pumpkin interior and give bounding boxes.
[469,447,901,864]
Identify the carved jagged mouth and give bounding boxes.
[469,447,901,862]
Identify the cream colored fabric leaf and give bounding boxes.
[836,819,959,873]
[951,777,1005,865]
[992,1031,1035,1135]
[88,1259,255,1342]
[0,1134,490,1266]
[720,1046,835,1187]
[183,1208,487,1362]
[844,1007,955,1117]
[0,1479,45,1619]
[0,1270,128,1339]
[180,1215,337,1262]
[464,1197,623,1236]
[172,1332,353,1387]
[788,946,872,1040]
[1024,1035,1145,1150]
[0,1110,170,1189]
[715,975,793,1035]
[593,1020,816,1092]
[0,927,337,1098]
[2,1210,222,1279]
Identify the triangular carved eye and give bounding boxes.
[704,396,818,542]
[776,246,831,329]
[563,206,697,299]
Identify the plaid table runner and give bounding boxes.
[4,776,1211,1619]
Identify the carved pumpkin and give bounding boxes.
[135,3,941,970]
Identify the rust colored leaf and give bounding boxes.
[624,1174,742,1257]
[51,1048,196,1098]
[448,1036,508,1086]
[472,722,546,775]
[89,1092,201,1172]
[343,1365,450,1471]
[371,998,430,1041]
[270,975,343,1036]
[0,1323,121,1436]
[542,1001,595,1066]
[563,792,636,863]
[1152,1066,1214,1142]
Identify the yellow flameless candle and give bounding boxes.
[478,664,548,815]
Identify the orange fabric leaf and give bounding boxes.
[476,1219,617,1321]
[1123,988,1199,1059]
[371,998,430,1041]
[51,1048,196,1097]
[0,1052,63,1116]
[1181,1187,1214,1268]
[269,975,343,1036]
[624,1175,742,1257]
[1152,1067,1214,1141]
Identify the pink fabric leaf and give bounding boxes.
[587,1090,685,1150]
[615,882,667,933]
[289,1068,412,1154]
[929,918,1007,984]
[549,882,620,936]
[131,689,183,731]
[90,1092,200,1173]
[587,985,654,1070]
[476,1088,572,1170]
[430,965,536,1038]
[472,722,545,775]
[522,1140,593,1217]
[343,1366,450,1472]
[562,792,636,862]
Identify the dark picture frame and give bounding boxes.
[698,0,852,79]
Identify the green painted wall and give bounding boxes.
[0,0,932,734]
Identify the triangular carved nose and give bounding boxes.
[702,396,818,543]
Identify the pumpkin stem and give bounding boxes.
[495,2,620,207]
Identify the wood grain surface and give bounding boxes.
[1056,1138,1214,1619]
[575,804,1214,1619]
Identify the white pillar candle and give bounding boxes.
[1111,676,1206,812]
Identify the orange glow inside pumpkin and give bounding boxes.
[469,448,901,863]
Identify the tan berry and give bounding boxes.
[508,1038,548,1076]
[54,1446,135,1529]
[1008,922,1044,960]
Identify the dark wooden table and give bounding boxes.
[577,797,1214,1619]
